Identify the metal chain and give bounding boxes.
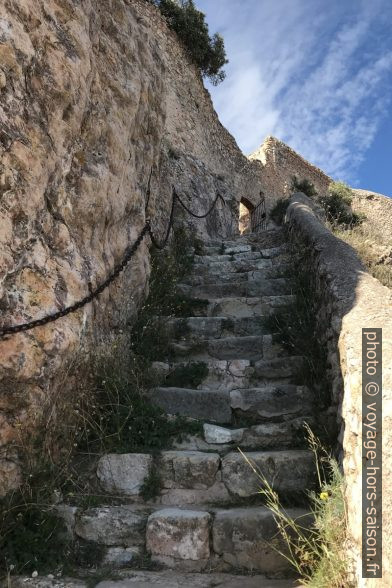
[0,188,225,339]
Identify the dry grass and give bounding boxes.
[240,425,353,587]
[333,223,392,289]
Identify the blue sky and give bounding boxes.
[197,0,392,196]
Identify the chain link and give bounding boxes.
[0,189,225,339]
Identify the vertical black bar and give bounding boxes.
[362,328,382,578]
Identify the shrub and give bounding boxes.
[270,198,290,225]
[320,182,364,228]
[291,176,318,198]
[154,0,228,85]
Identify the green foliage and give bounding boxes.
[262,243,330,411]
[0,472,70,574]
[78,363,202,453]
[291,176,318,198]
[140,467,163,501]
[270,198,290,225]
[319,181,364,228]
[154,0,228,85]
[164,361,208,388]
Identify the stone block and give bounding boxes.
[221,450,315,497]
[97,453,152,496]
[75,506,148,546]
[146,508,211,560]
[160,451,220,489]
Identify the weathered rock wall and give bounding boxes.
[286,193,392,587]
[0,0,261,494]
[351,189,392,248]
[249,136,331,210]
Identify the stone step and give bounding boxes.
[95,448,314,505]
[203,243,253,255]
[193,255,289,274]
[185,264,291,285]
[166,316,268,339]
[146,505,309,573]
[230,385,314,422]
[10,572,297,588]
[169,335,281,361]
[200,295,295,318]
[149,382,311,424]
[201,243,289,258]
[208,229,286,249]
[61,502,310,574]
[221,449,315,498]
[181,356,302,388]
[211,506,310,573]
[174,417,314,452]
[194,246,289,265]
[74,504,151,547]
[147,387,232,423]
[179,278,291,299]
[94,571,297,588]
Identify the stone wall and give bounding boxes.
[249,136,331,210]
[285,193,392,587]
[0,0,262,495]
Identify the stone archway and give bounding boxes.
[239,197,255,234]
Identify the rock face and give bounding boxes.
[0,0,261,493]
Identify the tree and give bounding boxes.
[154,0,228,85]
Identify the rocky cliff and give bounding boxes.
[0,0,261,495]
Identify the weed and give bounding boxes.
[173,318,191,340]
[270,198,290,225]
[291,176,317,198]
[193,238,204,256]
[78,359,202,454]
[261,244,330,412]
[0,492,70,574]
[139,467,162,501]
[164,361,208,388]
[240,426,352,587]
[168,147,180,160]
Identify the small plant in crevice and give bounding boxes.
[291,176,318,198]
[163,361,209,388]
[139,466,163,502]
[270,198,290,226]
[261,240,330,414]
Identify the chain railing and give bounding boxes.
[251,193,267,233]
[0,188,225,340]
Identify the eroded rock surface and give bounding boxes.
[0,0,261,492]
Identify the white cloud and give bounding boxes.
[198,0,392,182]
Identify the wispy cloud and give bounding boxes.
[197,0,392,183]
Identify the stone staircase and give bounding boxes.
[56,228,316,587]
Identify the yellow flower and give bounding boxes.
[320,491,329,501]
